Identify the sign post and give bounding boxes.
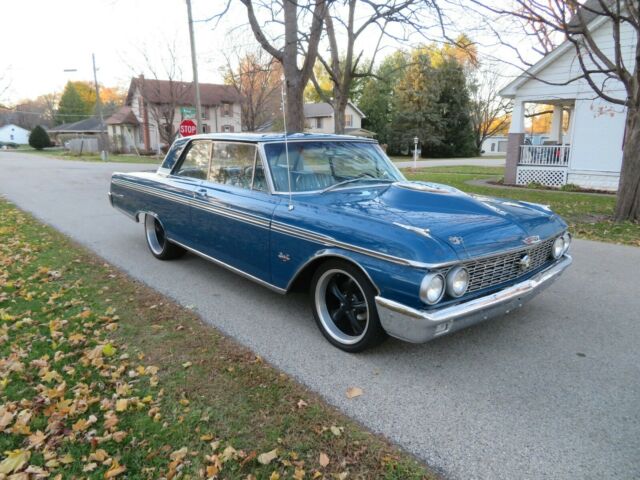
[179,119,197,137]
[413,136,419,170]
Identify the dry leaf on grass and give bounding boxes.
[257,448,278,465]
[319,452,330,467]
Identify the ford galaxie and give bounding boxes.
[109,133,572,352]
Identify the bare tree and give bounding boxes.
[313,0,438,133]
[467,0,640,221]
[136,43,191,146]
[468,68,512,152]
[211,0,327,132]
[223,46,283,132]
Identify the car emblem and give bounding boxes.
[448,236,463,245]
[519,254,531,270]
[523,235,541,245]
[277,252,291,262]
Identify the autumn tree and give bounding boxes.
[467,0,640,221]
[224,47,283,132]
[468,68,512,152]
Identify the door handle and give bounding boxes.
[195,188,208,198]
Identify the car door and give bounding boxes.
[158,139,212,247]
[191,141,279,281]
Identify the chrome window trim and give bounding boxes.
[112,177,566,271]
[259,140,404,195]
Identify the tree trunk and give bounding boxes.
[333,92,349,134]
[614,105,640,221]
[284,78,305,133]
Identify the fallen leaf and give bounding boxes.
[257,448,278,465]
[182,361,192,369]
[0,449,30,474]
[319,452,330,467]
[330,426,342,437]
[104,460,126,478]
[115,399,128,412]
[346,386,363,399]
[297,399,308,409]
[102,343,117,357]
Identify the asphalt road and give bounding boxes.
[1,152,638,480]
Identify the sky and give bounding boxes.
[0,0,527,106]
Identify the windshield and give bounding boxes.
[263,141,404,193]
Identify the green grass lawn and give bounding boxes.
[14,146,161,165]
[0,200,433,479]
[404,166,640,246]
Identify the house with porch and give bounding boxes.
[107,77,243,153]
[500,7,635,191]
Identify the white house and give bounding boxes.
[303,102,374,137]
[500,6,636,191]
[480,135,508,156]
[0,124,30,144]
[107,77,243,153]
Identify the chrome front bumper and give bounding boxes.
[375,255,572,343]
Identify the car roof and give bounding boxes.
[184,132,378,143]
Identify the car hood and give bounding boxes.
[321,181,565,260]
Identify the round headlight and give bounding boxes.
[420,273,445,305]
[562,232,571,254]
[446,266,469,298]
[551,236,564,259]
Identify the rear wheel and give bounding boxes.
[310,260,386,352]
[144,214,185,260]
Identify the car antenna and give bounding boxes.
[280,77,294,211]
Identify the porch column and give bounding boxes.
[550,105,563,143]
[505,99,525,185]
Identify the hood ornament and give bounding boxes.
[523,235,541,245]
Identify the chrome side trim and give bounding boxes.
[111,178,567,271]
[375,255,572,343]
[168,239,287,294]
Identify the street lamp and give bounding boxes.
[413,136,419,170]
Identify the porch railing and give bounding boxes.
[519,145,570,166]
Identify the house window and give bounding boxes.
[491,143,496,152]
[138,98,144,115]
[315,117,322,129]
[222,125,234,133]
[10,134,14,140]
[201,106,209,120]
[202,124,210,133]
[345,114,353,127]
[221,103,232,117]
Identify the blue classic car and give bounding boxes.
[109,133,572,352]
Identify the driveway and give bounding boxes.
[394,157,505,168]
[1,152,638,480]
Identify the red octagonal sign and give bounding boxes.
[179,119,197,137]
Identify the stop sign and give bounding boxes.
[179,119,197,137]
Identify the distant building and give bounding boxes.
[303,102,374,137]
[106,77,243,153]
[480,135,508,156]
[47,117,104,150]
[0,124,30,144]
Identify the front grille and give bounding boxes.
[461,238,555,294]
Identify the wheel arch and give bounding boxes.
[286,251,380,295]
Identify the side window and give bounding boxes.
[174,140,212,180]
[209,143,265,191]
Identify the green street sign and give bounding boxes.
[180,106,196,119]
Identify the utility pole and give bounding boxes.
[92,53,108,160]
[186,0,202,133]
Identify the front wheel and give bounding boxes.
[310,260,387,352]
[144,214,185,260]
